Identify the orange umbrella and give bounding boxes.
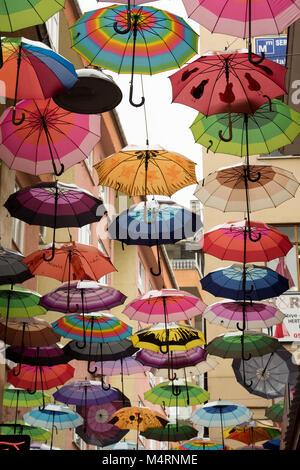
[93,144,197,199]
[224,425,281,445]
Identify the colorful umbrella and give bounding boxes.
[206,331,281,360]
[224,425,281,445]
[2,387,51,427]
[70,4,198,106]
[7,363,75,396]
[23,404,83,450]
[130,322,205,354]
[175,439,232,451]
[94,144,197,198]
[23,241,116,281]
[265,401,284,423]
[199,220,293,263]
[0,98,101,177]
[200,264,289,301]
[75,392,131,447]
[136,345,208,370]
[40,280,126,315]
[108,199,202,276]
[190,100,300,157]
[194,162,300,213]
[232,347,299,397]
[0,421,51,442]
[0,37,78,125]
[0,317,60,348]
[151,356,219,380]
[123,288,206,324]
[191,400,253,449]
[5,344,70,374]
[141,422,198,445]
[144,380,210,407]
[169,51,286,116]
[0,245,33,285]
[203,300,286,330]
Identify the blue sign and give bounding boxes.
[255,36,287,65]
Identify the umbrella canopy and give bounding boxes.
[182,0,300,38]
[199,220,293,263]
[0,245,33,285]
[70,4,198,73]
[0,285,46,320]
[63,337,138,362]
[95,356,151,376]
[136,346,208,370]
[7,363,75,394]
[141,422,198,442]
[265,401,284,423]
[94,144,197,198]
[194,162,300,213]
[0,1,65,32]
[130,322,205,353]
[2,387,50,409]
[104,442,144,450]
[23,241,116,282]
[169,51,286,116]
[144,380,210,407]
[190,100,300,157]
[108,199,203,246]
[206,331,281,359]
[262,438,281,450]
[151,357,219,380]
[0,317,60,347]
[23,403,83,430]
[40,281,126,314]
[109,406,169,432]
[4,181,106,229]
[0,37,78,112]
[175,439,232,450]
[123,288,206,324]
[75,392,131,447]
[200,264,289,301]
[191,401,253,428]
[232,347,299,398]
[0,98,101,177]
[203,300,286,330]
[53,380,120,407]
[0,421,51,442]
[51,313,132,343]
[5,344,70,367]
[224,425,281,445]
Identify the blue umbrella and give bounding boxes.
[200,264,289,301]
[191,400,253,450]
[262,438,281,450]
[108,199,202,276]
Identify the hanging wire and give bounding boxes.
[140,75,149,146]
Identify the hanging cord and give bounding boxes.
[141,75,149,146]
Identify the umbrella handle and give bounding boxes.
[12,45,25,126]
[101,379,111,391]
[248,0,265,66]
[12,323,26,376]
[129,16,145,108]
[218,114,232,142]
[171,382,181,397]
[87,360,97,375]
[150,242,162,277]
[129,82,145,108]
[248,49,265,66]
[159,344,169,354]
[42,243,56,262]
[12,108,25,126]
[114,0,131,34]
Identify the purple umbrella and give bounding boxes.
[40,281,126,314]
[53,380,119,407]
[75,392,131,447]
[92,356,151,397]
[4,181,107,263]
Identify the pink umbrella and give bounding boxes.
[122,289,206,324]
[0,98,101,176]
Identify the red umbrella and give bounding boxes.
[169,51,286,120]
[199,220,292,263]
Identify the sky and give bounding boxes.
[77,0,202,208]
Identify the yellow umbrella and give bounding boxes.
[93,144,197,198]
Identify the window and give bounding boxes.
[72,429,86,450]
[78,224,91,245]
[45,12,59,51]
[138,257,145,294]
[12,183,24,252]
[267,225,299,291]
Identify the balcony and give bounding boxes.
[170,259,198,270]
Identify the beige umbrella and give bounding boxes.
[151,356,218,379]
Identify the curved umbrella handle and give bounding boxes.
[171,382,181,397]
[248,50,265,66]
[101,379,111,391]
[42,243,56,262]
[150,242,162,277]
[52,160,65,177]
[12,108,25,126]
[129,83,145,108]
[218,115,233,142]
[113,0,132,34]
[87,360,98,375]
[159,343,169,354]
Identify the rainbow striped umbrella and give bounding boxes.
[70,4,198,106]
[175,439,232,451]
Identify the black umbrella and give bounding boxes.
[0,246,33,285]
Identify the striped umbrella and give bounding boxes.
[23,404,83,450]
[144,380,210,407]
[2,387,51,427]
[70,4,198,106]
[224,425,281,445]
[0,245,33,285]
[141,422,198,449]
[175,439,232,451]
[0,421,51,442]
[190,100,300,157]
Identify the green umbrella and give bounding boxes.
[0,420,51,442]
[190,99,300,157]
[206,331,281,360]
[0,285,46,319]
[265,401,285,423]
[140,422,198,443]
[144,380,210,407]
[2,387,51,425]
